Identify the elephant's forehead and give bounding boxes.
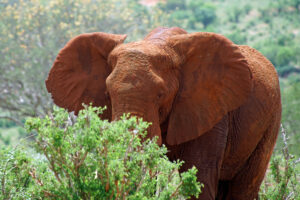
[111,41,166,57]
[109,41,181,70]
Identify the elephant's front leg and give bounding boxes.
[169,116,228,200]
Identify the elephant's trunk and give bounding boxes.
[111,102,162,145]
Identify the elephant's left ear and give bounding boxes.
[166,32,253,145]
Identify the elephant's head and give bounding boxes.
[46,27,252,145]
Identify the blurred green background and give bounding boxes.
[0,0,299,156]
[1,0,300,198]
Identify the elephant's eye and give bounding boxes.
[105,91,111,100]
[159,108,163,115]
[157,92,165,101]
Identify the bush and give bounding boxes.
[158,0,216,30]
[0,0,168,124]
[281,82,300,156]
[0,147,33,199]
[275,47,296,67]
[259,125,300,200]
[0,105,202,199]
[276,65,300,77]
[0,118,16,128]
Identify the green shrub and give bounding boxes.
[260,155,300,200]
[259,125,300,200]
[225,31,247,44]
[0,118,16,128]
[0,147,33,199]
[1,105,202,199]
[275,47,296,67]
[276,65,300,77]
[281,82,300,155]
[0,133,11,145]
[158,0,216,30]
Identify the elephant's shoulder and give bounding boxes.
[238,45,276,74]
[237,45,281,127]
[238,45,280,95]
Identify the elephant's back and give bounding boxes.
[221,45,281,180]
[240,45,280,97]
[239,45,281,115]
[238,45,281,124]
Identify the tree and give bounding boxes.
[0,0,164,124]
[158,0,216,30]
[280,81,300,155]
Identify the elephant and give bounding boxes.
[45,27,281,200]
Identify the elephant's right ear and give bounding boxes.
[46,32,126,118]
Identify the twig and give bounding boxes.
[0,116,24,126]
[1,154,10,197]
[280,124,297,199]
[37,141,62,183]
[294,158,300,164]
[170,182,183,199]
[1,147,20,198]
[281,124,289,161]
[77,151,88,168]
[29,169,57,198]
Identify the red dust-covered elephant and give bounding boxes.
[46,27,281,200]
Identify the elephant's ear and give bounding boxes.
[46,32,126,119]
[166,32,252,145]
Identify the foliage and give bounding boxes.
[194,0,300,73]
[158,0,216,30]
[0,105,202,199]
[157,0,300,71]
[0,147,33,199]
[259,125,300,200]
[0,127,27,147]
[260,155,300,200]
[1,0,300,127]
[276,66,300,78]
[1,0,300,197]
[0,0,166,124]
[279,81,300,156]
[0,118,16,128]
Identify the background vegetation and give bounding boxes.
[0,0,299,199]
[1,106,201,199]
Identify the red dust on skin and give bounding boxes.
[46,27,281,200]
